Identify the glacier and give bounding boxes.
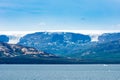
[0,31,33,44]
[0,30,120,44]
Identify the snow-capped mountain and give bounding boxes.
[1,30,119,44]
[18,32,92,55]
[0,30,120,63]
[17,31,120,56]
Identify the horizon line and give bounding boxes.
[0,30,120,35]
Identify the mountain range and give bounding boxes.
[0,31,120,64]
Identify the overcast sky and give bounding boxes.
[0,0,120,31]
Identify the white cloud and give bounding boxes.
[38,22,46,26]
[111,24,120,30]
[116,24,120,27]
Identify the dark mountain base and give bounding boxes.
[1,57,120,64]
[0,57,79,64]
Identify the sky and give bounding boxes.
[0,0,120,31]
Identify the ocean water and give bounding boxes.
[0,64,120,80]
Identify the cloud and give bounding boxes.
[30,22,47,30]
[38,22,46,26]
[0,1,46,14]
[115,24,120,29]
[110,24,120,31]
[0,2,23,13]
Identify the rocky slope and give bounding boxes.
[17,32,120,63]
[0,42,52,57]
[18,32,91,55]
[0,42,80,64]
[65,33,120,62]
[98,33,120,42]
[1,32,120,63]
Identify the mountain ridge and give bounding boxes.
[0,31,120,64]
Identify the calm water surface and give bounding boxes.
[0,64,120,80]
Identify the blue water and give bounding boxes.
[0,64,120,80]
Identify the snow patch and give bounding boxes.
[0,31,34,44]
[0,30,120,43]
[8,34,24,44]
[89,34,102,42]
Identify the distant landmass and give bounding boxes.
[0,31,120,64]
[0,42,80,64]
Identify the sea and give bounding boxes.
[0,64,120,80]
